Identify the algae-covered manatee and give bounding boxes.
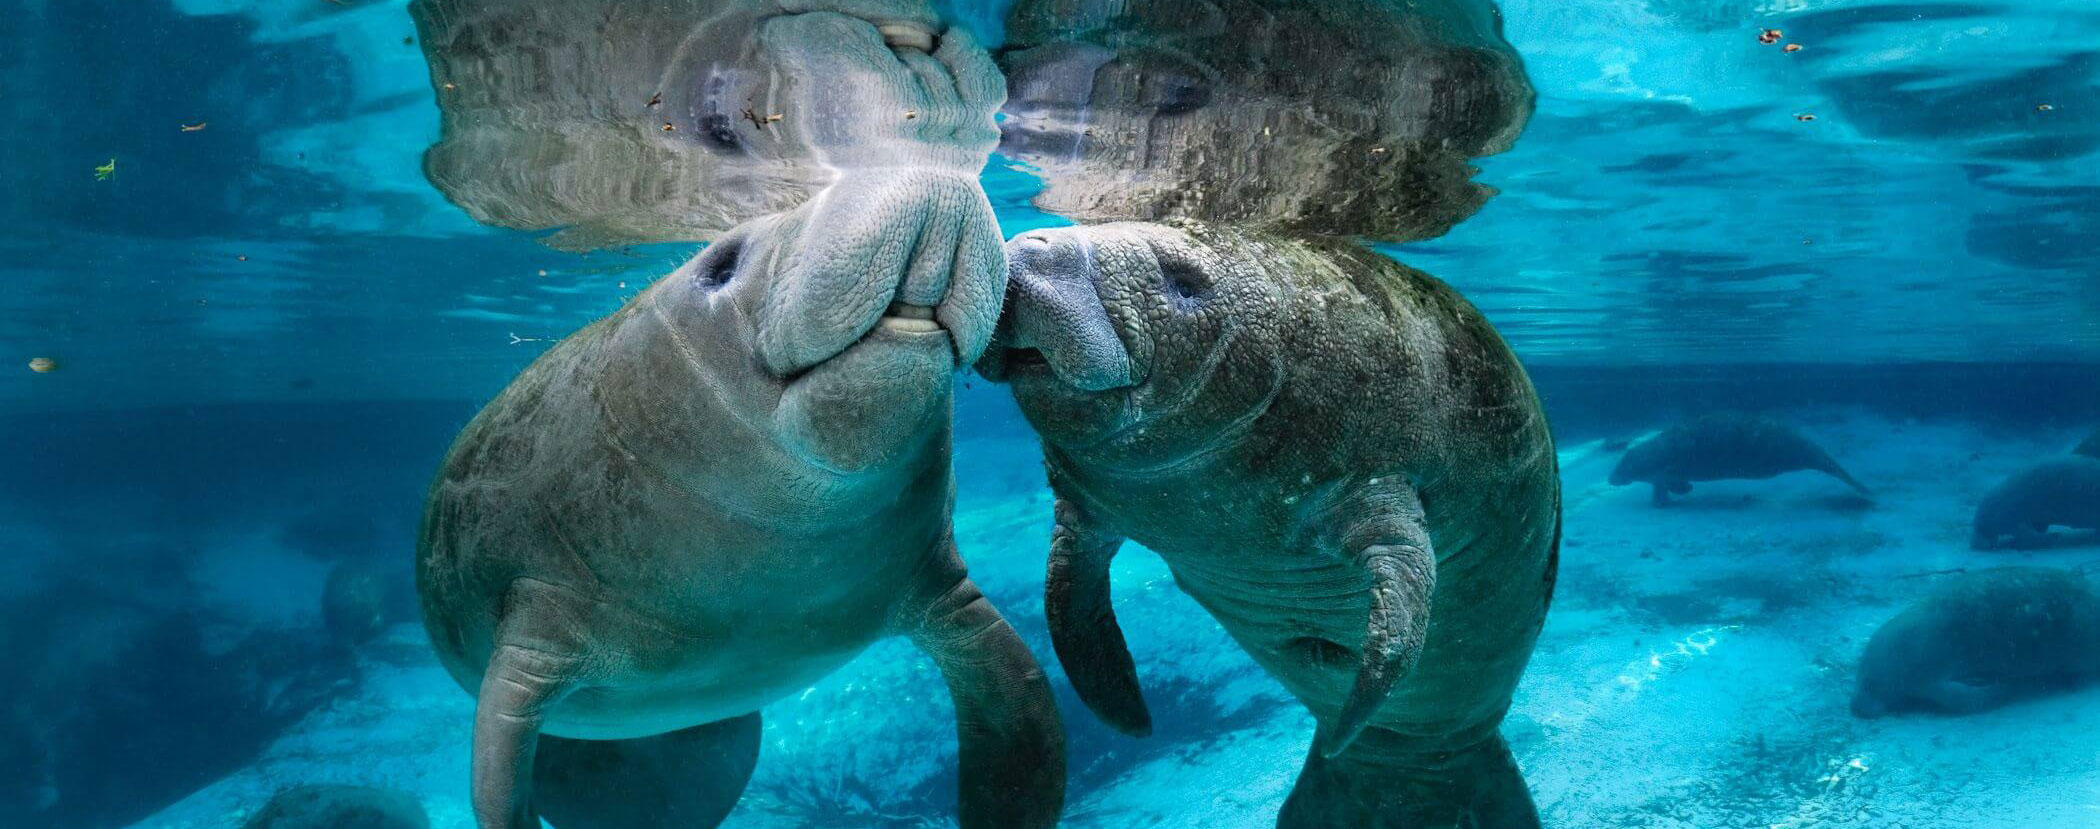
[979,221,1559,828]
[1853,567,2100,718]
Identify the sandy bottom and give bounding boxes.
[137,410,2100,828]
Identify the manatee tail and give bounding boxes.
[1818,459,1872,496]
[533,715,761,829]
[1278,730,1539,829]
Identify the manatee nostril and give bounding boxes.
[878,22,938,52]
[696,239,742,289]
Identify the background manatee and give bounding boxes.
[996,0,1533,241]
[980,221,1559,827]
[1971,456,2100,550]
[1853,567,2100,719]
[2075,427,2099,459]
[242,785,429,829]
[412,0,1004,249]
[1609,411,1869,506]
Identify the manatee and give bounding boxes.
[978,221,1559,828]
[243,785,429,829]
[1852,567,2100,718]
[2075,428,2100,459]
[1971,456,2100,550]
[414,37,1063,822]
[412,0,1005,249]
[996,0,1533,241]
[1608,412,1869,506]
[324,562,400,648]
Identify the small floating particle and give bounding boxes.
[1783,43,1803,53]
[179,122,208,132]
[537,269,548,277]
[94,158,116,181]
[27,357,57,373]
[1758,28,1783,45]
[618,281,628,289]
[1370,146,1388,154]
[442,82,458,91]
[1795,113,1817,122]
[2036,103,2054,112]
[237,255,249,262]
[403,36,415,46]
[661,122,677,132]
[904,109,918,120]
[764,113,782,123]
[647,93,662,108]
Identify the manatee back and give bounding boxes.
[1863,568,2100,701]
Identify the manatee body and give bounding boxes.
[1608,412,1869,505]
[981,221,1559,828]
[1853,567,2100,718]
[1972,457,2100,550]
[2075,428,2100,459]
[995,0,1532,242]
[414,20,1063,822]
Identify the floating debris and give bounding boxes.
[1783,43,1804,53]
[2037,103,2055,112]
[442,82,458,91]
[537,269,548,277]
[27,357,58,374]
[904,108,918,120]
[179,122,208,132]
[403,36,415,46]
[1369,146,1388,154]
[661,122,676,132]
[237,255,249,262]
[646,93,662,108]
[1795,113,1817,122]
[1758,28,1783,45]
[94,158,116,181]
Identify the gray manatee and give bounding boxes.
[1852,567,2100,718]
[2075,428,2100,459]
[412,0,1004,249]
[978,221,1559,827]
[1608,412,1869,506]
[416,127,1062,829]
[996,0,1533,242]
[243,785,429,829]
[1971,456,2100,550]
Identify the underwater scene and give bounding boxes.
[4,0,2098,826]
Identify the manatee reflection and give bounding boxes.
[998,0,1534,241]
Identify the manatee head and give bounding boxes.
[1608,437,1672,487]
[413,0,1005,249]
[646,177,1005,474]
[996,0,1532,241]
[977,221,1288,470]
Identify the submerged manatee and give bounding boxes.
[415,23,1064,818]
[243,785,429,829]
[996,0,1532,241]
[413,0,1005,249]
[979,221,1559,827]
[1852,567,2100,718]
[2075,428,2100,459]
[1971,456,2100,550]
[1608,412,1869,506]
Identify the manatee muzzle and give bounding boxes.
[983,230,1135,392]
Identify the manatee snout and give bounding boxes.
[1849,690,1888,719]
[982,230,1134,392]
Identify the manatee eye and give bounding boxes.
[697,238,741,289]
[1159,256,1211,307]
[699,113,743,153]
[1155,79,1211,116]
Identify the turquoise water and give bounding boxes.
[4,0,2098,827]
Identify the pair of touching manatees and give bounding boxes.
[975,1,1558,826]
[411,1,1061,827]
[412,0,1552,825]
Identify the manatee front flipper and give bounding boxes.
[1279,731,1540,829]
[533,714,761,829]
[1046,497,1152,736]
[897,548,1066,828]
[1319,480,1439,757]
[470,580,595,829]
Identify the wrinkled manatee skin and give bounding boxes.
[1853,567,2100,718]
[996,0,1533,241]
[1972,457,2100,550]
[242,785,429,829]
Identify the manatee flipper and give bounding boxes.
[1319,481,1438,758]
[898,552,1066,828]
[1921,678,2016,715]
[1280,730,1540,829]
[471,582,593,829]
[532,714,761,829]
[1046,497,1151,736]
